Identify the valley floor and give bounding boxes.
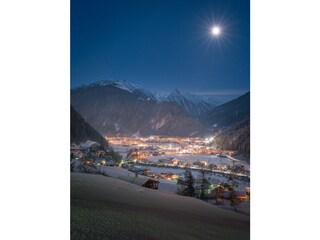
[71,173,250,240]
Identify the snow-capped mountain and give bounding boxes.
[71,81,208,137]
[77,80,157,101]
[166,89,216,117]
[154,93,168,102]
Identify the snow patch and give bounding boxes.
[77,80,157,101]
[132,131,141,137]
[154,116,168,130]
[80,140,100,149]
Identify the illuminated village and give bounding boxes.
[71,135,250,211]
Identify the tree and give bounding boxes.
[184,170,195,196]
[70,160,76,172]
[176,178,185,195]
[230,192,241,212]
[198,169,209,199]
[107,149,122,164]
[177,170,195,196]
[78,160,97,173]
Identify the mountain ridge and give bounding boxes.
[71,81,208,137]
[201,92,250,129]
[71,105,109,150]
[166,89,216,117]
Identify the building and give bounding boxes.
[142,179,159,189]
[193,160,208,167]
[170,158,179,165]
[118,175,159,190]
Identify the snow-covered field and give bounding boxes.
[101,165,178,194]
[72,161,178,194]
[71,173,250,240]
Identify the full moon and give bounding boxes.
[211,26,221,36]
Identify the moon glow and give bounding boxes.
[211,26,221,36]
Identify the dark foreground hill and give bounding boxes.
[71,173,250,240]
[71,106,109,149]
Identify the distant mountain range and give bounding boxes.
[71,79,250,156]
[71,80,208,137]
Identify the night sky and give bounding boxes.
[71,0,250,96]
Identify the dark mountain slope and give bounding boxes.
[166,89,216,118]
[71,80,208,137]
[213,118,250,160]
[71,105,109,149]
[202,92,250,129]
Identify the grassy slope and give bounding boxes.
[71,173,249,240]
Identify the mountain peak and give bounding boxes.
[171,89,182,95]
[92,79,136,92]
[74,79,157,101]
[166,90,216,117]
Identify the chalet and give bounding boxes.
[70,147,81,151]
[128,166,141,172]
[211,187,248,202]
[96,150,105,157]
[193,160,208,167]
[142,179,159,189]
[105,159,116,166]
[153,174,164,179]
[234,165,245,172]
[177,160,187,167]
[208,163,217,170]
[94,158,106,165]
[234,191,247,201]
[138,158,150,164]
[159,172,178,179]
[70,145,83,158]
[118,175,159,190]
[221,191,247,201]
[158,159,172,165]
[143,168,152,174]
[171,158,179,165]
[94,156,116,166]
